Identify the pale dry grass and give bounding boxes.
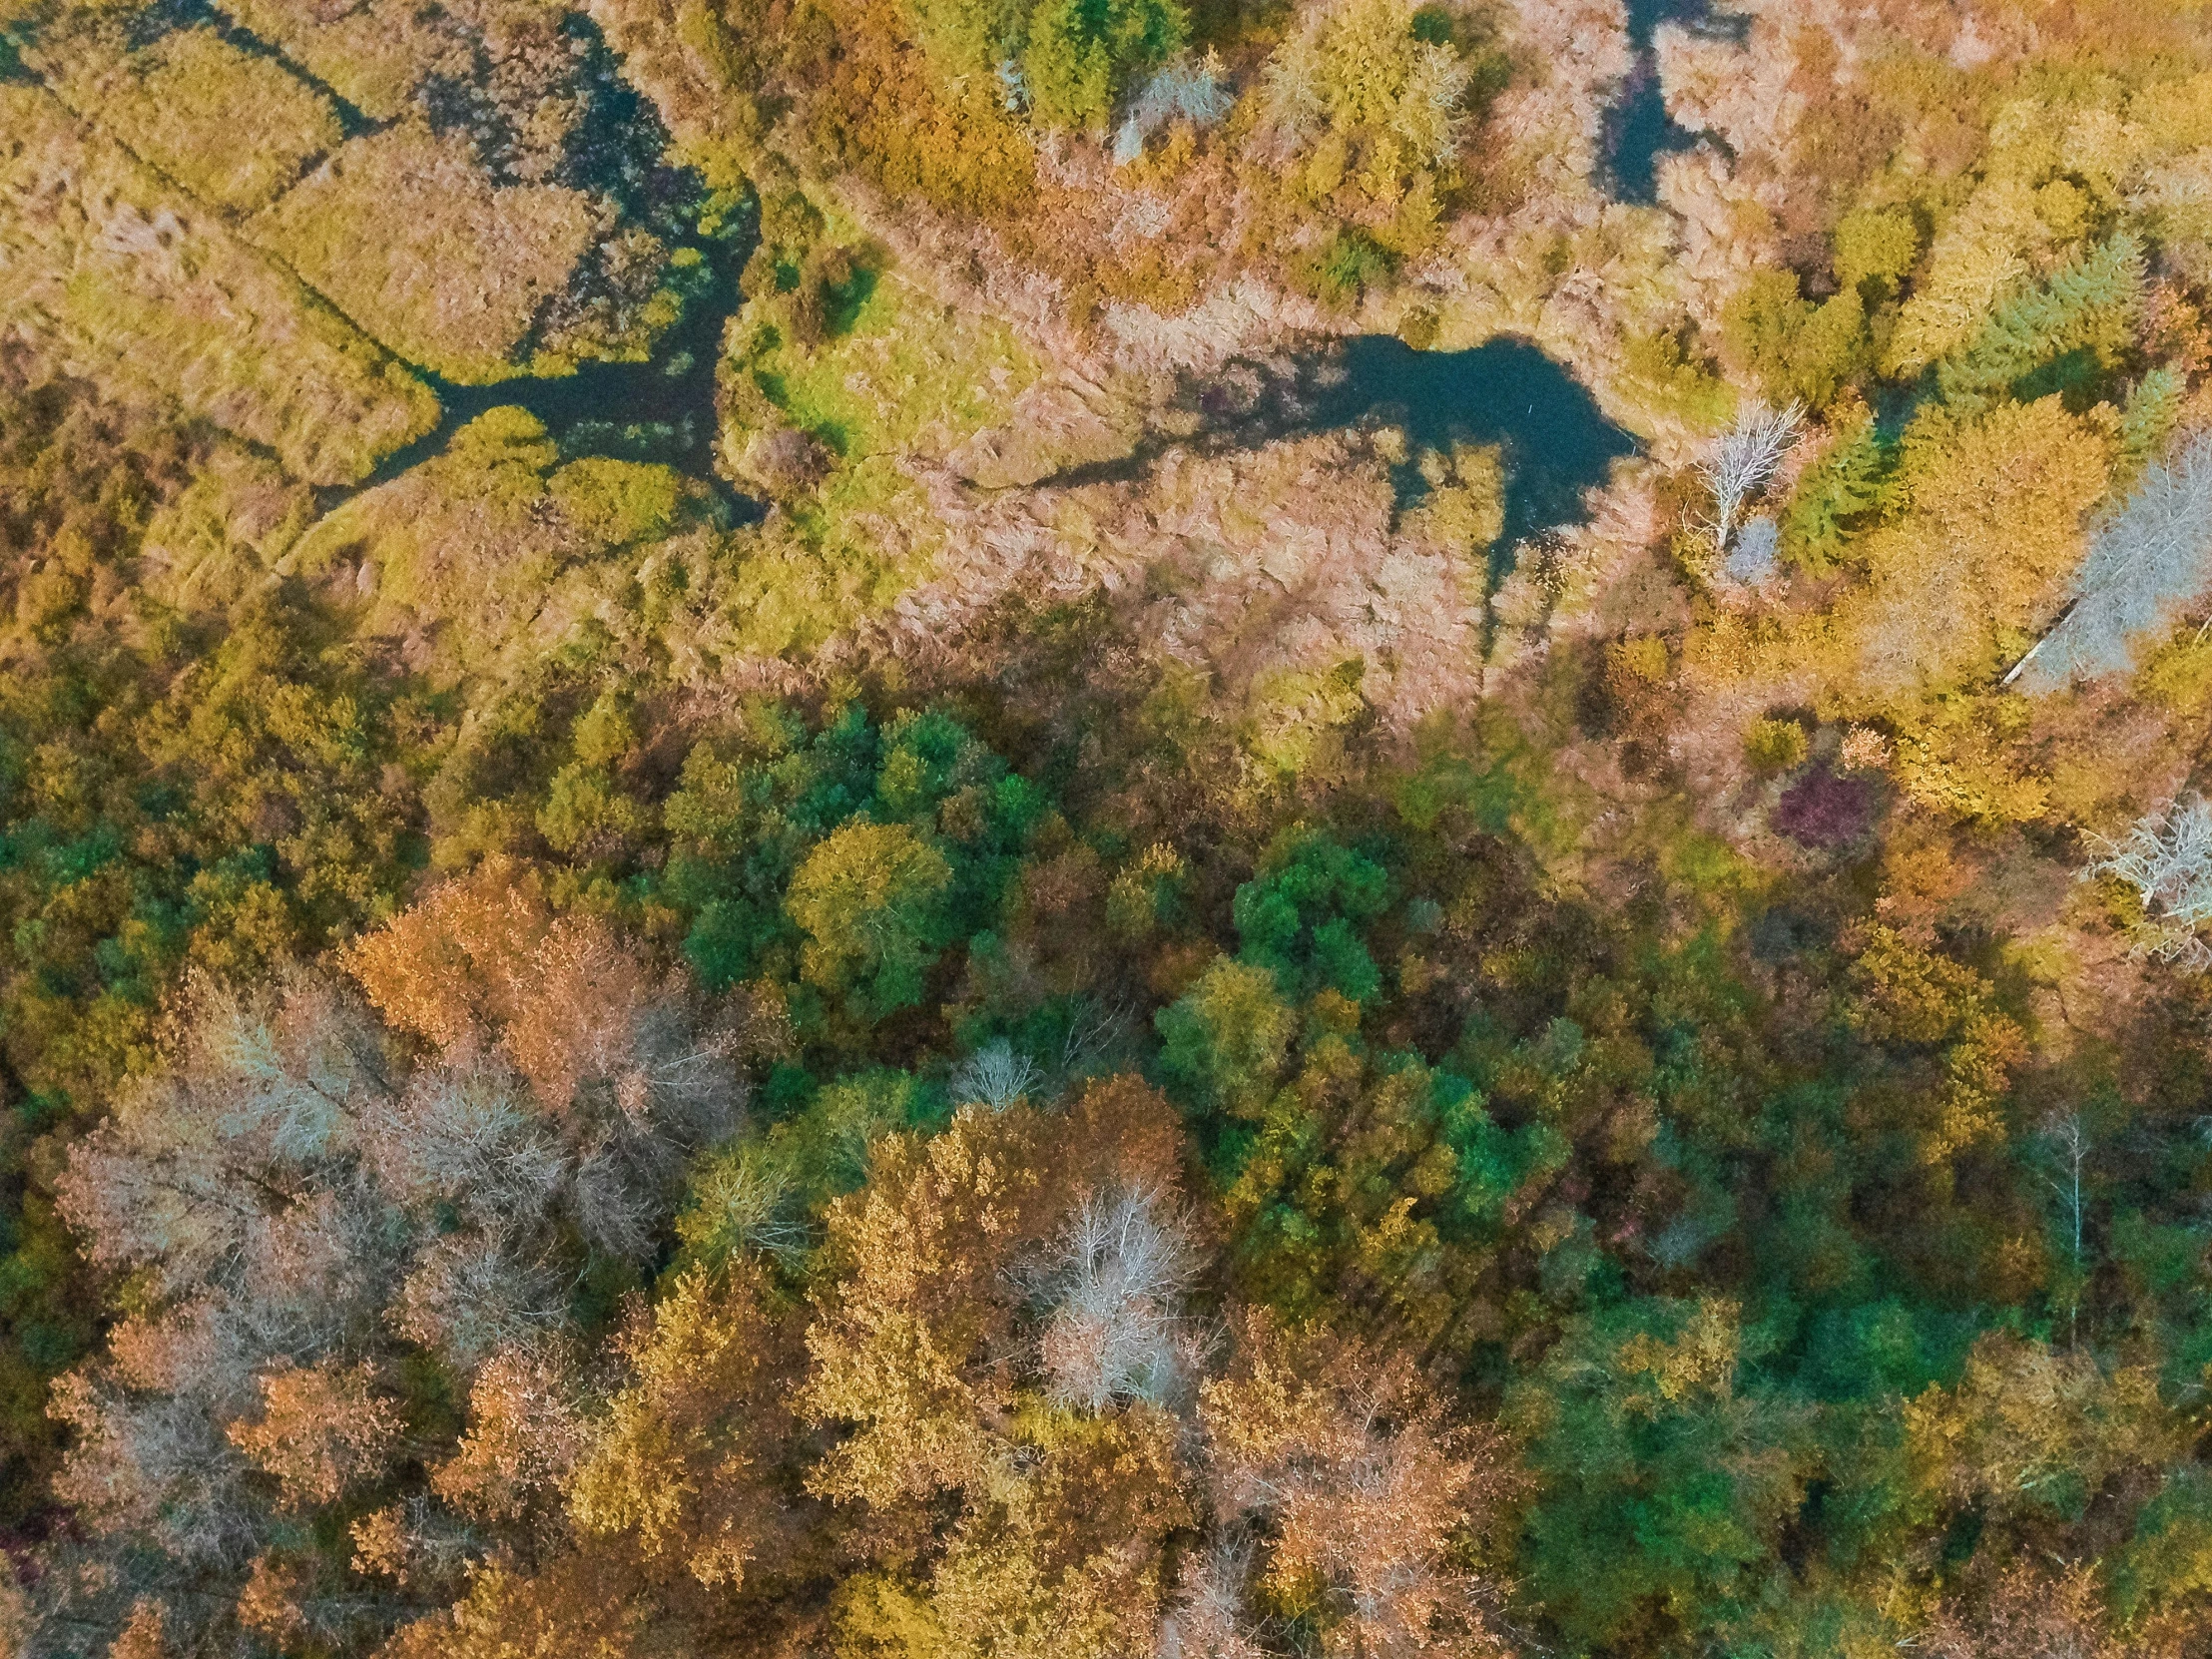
[0,84,436,484]
[30,20,342,215]
[253,122,599,382]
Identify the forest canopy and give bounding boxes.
[7,0,2212,1654]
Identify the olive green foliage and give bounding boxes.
[789,822,955,1018]
[1744,716,1810,773]
[661,705,1045,1031]
[1936,233,2146,408]
[1020,0,1186,130]
[1156,956,1296,1120]
[1297,228,1397,307]
[1831,206,1921,293]
[0,368,422,1516]
[11,0,2212,1654]
[1781,402,1890,574]
[11,484,2212,1657]
[1720,270,1872,409]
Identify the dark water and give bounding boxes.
[1303,336,1636,546]
[342,235,1627,554]
[332,4,761,508]
[1605,0,1735,204]
[1178,336,1637,551]
[136,0,761,510]
[356,249,743,503]
[364,313,1632,554]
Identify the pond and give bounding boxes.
[325,5,759,512]
[365,296,1634,559]
[326,6,1633,546]
[1175,334,1637,551]
[1294,334,1637,548]
[354,241,1631,564]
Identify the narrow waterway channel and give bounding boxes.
[1605,0,1742,204]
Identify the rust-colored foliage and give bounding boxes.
[1200,1309,1523,1656]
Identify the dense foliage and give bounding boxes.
[6,0,2212,1653]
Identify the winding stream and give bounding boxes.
[1604,0,1739,204]
[361,278,1633,557]
[303,0,1641,546]
[354,244,741,499]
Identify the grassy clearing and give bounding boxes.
[758,270,1042,463]
[252,123,599,383]
[212,0,446,120]
[293,407,722,683]
[715,263,1046,651]
[45,25,343,215]
[0,84,436,484]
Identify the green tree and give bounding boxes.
[1936,233,2145,409]
[1720,271,1871,409]
[1230,826,1390,1002]
[1155,957,1295,1121]
[1780,399,1890,573]
[787,822,955,1021]
[1020,0,1187,130]
[1507,1299,1814,1654]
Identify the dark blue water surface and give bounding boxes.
[357,250,736,495]
[1170,336,1637,549]
[364,309,1633,555]
[1606,0,1732,204]
[1300,335,1637,546]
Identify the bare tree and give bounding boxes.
[1056,993,1135,1082]
[1722,515,1781,587]
[950,1039,1043,1111]
[1700,402,1804,556]
[38,926,743,1656]
[2014,430,2212,690]
[2038,1110,2092,1348]
[392,1224,568,1370]
[1114,51,1233,164]
[58,972,387,1299]
[355,1058,567,1226]
[1034,1185,1204,1411]
[681,1140,809,1265]
[2041,1111,2090,1270]
[1157,1539,1267,1659]
[2082,794,2212,969]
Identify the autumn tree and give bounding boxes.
[1200,1310,1521,1656]
[800,1076,1198,1654]
[1021,0,1188,131]
[787,821,955,1023]
[1835,396,2111,704]
[32,864,742,1654]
